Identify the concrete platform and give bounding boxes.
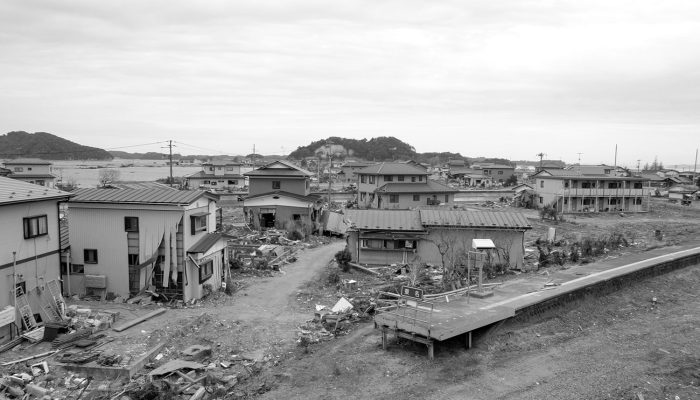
[375,243,700,357]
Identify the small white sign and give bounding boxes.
[0,306,16,328]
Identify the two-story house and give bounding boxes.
[0,177,72,342]
[67,188,229,301]
[243,160,322,229]
[534,169,649,213]
[2,159,57,188]
[356,162,457,209]
[471,163,516,185]
[338,161,375,183]
[184,160,245,191]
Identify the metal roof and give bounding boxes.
[2,158,53,165]
[188,232,233,253]
[357,162,429,176]
[70,188,213,205]
[375,180,458,194]
[344,209,423,231]
[419,210,532,229]
[0,176,72,205]
[244,190,321,202]
[186,171,245,179]
[244,160,313,177]
[203,160,241,166]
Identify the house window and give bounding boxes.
[540,180,544,188]
[635,198,643,205]
[272,180,281,189]
[539,196,543,204]
[128,254,139,266]
[369,176,375,184]
[228,180,238,185]
[583,198,592,205]
[203,180,210,184]
[125,217,139,232]
[565,181,570,188]
[581,182,591,188]
[608,182,619,189]
[28,167,32,171]
[418,176,424,182]
[389,194,399,203]
[413,194,420,201]
[398,176,404,182]
[609,198,618,205]
[411,177,416,182]
[14,167,23,172]
[71,264,85,274]
[211,181,217,186]
[498,171,503,175]
[633,182,643,189]
[226,167,234,171]
[384,175,393,182]
[199,259,214,283]
[84,249,98,264]
[360,239,383,249]
[564,198,568,205]
[36,180,45,186]
[360,192,366,201]
[23,215,48,239]
[445,195,449,202]
[190,214,208,234]
[360,175,366,183]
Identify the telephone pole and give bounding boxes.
[536,152,545,171]
[161,140,175,187]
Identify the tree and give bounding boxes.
[98,168,120,187]
[504,174,518,186]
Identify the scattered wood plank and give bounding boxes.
[348,262,381,276]
[112,308,166,332]
[189,387,206,400]
[1,350,59,366]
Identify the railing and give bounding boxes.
[558,188,646,197]
[378,298,435,333]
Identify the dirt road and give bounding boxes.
[133,240,346,359]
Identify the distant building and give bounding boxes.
[533,169,649,213]
[356,162,457,209]
[243,160,322,229]
[344,209,532,268]
[338,161,375,183]
[2,158,57,188]
[0,177,72,338]
[471,163,516,184]
[66,188,228,301]
[185,160,245,191]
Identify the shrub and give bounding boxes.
[327,270,340,284]
[335,248,352,272]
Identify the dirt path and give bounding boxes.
[133,240,346,359]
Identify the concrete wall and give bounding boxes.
[0,199,63,341]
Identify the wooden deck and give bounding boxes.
[375,244,700,358]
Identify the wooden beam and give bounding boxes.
[112,308,166,332]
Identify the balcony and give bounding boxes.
[558,188,646,197]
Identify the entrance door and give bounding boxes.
[260,213,276,227]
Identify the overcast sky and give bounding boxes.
[1,0,699,167]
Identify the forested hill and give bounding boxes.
[0,131,113,160]
[287,136,464,164]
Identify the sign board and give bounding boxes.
[0,306,16,328]
[400,286,423,300]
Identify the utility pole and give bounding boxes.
[536,152,545,170]
[614,144,617,168]
[637,159,641,173]
[694,148,698,187]
[576,153,583,173]
[168,140,173,187]
[252,144,256,169]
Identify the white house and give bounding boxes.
[0,177,72,343]
[2,159,57,188]
[185,160,245,191]
[67,188,230,302]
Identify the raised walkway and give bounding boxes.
[374,243,700,358]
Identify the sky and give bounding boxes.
[1,0,699,167]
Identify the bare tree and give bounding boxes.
[493,236,515,269]
[98,168,120,187]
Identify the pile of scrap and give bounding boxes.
[298,297,364,345]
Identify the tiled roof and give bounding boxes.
[375,179,458,194]
[357,162,428,175]
[419,210,532,229]
[70,188,213,205]
[342,161,374,168]
[244,160,313,177]
[472,163,514,169]
[344,209,423,231]
[2,158,52,165]
[186,171,245,179]
[188,232,234,253]
[109,181,176,190]
[0,176,72,205]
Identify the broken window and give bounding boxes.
[84,249,98,264]
[128,254,139,266]
[124,217,139,232]
[199,260,214,283]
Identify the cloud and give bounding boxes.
[0,0,698,164]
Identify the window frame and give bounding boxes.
[389,194,399,203]
[84,249,98,264]
[23,215,48,239]
[128,254,140,266]
[190,214,208,235]
[384,175,393,182]
[199,259,214,283]
[124,216,139,232]
[272,180,281,190]
[413,194,420,201]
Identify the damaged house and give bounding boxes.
[0,177,72,342]
[243,160,322,229]
[66,188,230,302]
[344,209,531,268]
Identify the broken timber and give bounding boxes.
[347,262,381,276]
[112,308,166,332]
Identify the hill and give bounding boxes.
[0,131,113,160]
[288,136,467,165]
